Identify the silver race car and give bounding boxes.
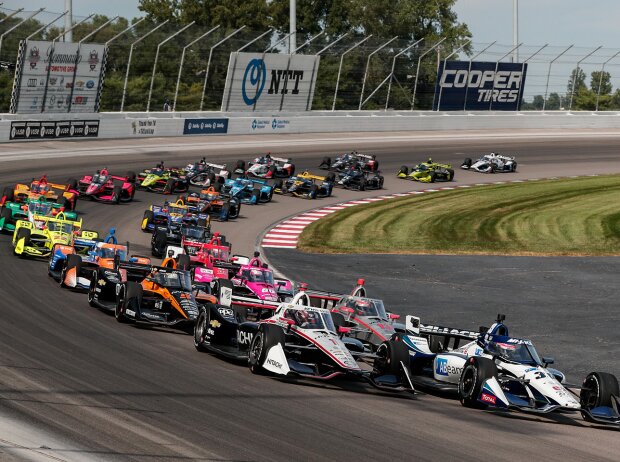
[461,152,517,173]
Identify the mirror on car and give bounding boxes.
[542,357,555,366]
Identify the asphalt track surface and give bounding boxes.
[1,130,620,461]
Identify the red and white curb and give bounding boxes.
[260,175,599,249]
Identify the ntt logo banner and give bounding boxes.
[433,61,528,111]
[221,52,320,112]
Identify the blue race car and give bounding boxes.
[221,177,273,204]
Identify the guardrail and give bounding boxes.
[2,110,620,142]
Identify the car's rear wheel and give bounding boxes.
[248,324,285,374]
[152,229,167,256]
[112,184,122,204]
[374,335,410,377]
[1,206,13,229]
[194,307,210,352]
[462,158,472,168]
[3,186,15,202]
[458,356,497,409]
[87,271,98,307]
[177,254,191,271]
[251,188,261,204]
[447,169,455,181]
[116,282,140,323]
[398,165,409,175]
[580,371,620,422]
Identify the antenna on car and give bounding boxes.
[496,313,506,322]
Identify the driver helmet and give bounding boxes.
[355,300,371,315]
[294,310,310,327]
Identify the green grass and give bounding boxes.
[298,175,620,255]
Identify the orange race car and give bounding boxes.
[3,176,79,210]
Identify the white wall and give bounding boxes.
[2,110,620,142]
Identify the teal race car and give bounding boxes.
[0,198,77,233]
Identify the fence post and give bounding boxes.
[385,38,423,110]
[0,8,44,61]
[595,50,620,111]
[358,36,397,110]
[568,46,602,111]
[411,37,446,110]
[542,44,573,111]
[174,25,220,111]
[147,22,195,112]
[435,39,470,111]
[489,42,522,111]
[200,26,246,111]
[516,43,547,110]
[332,35,372,111]
[120,20,168,111]
[27,10,68,40]
[462,41,496,110]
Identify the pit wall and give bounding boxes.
[2,110,620,142]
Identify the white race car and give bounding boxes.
[461,152,517,173]
[235,155,295,178]
[401,314,620,426]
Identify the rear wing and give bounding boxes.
[271,156,291,164]
[297,172,327,182]
[355,154,374,160]
[205,162,227,170]
[230,294,280,310]
[34,213,82,229]
[418,322,479,341]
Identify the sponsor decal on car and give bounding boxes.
[481,393,497,404]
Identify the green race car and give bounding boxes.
[397,159,455,183]
[12,212,85,258]
[136,163,190,194]
[0,198,77,233]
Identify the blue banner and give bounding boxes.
[433,61,527,111]
[183,118,229,135]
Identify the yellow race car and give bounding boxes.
[12,212,92,258]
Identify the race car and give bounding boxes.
[151,218,211,258]
[111,263,200,332]
[12,212,84,258]
[3,176,79,211]
[319,152,379,172]
[397,159,455,183]
[236,154,295,179]
[193,291,414,394]
[335,166,384,190]
[179,188,241,221]
[137,162,190,193]
[49,230,151,290]
[0,197,77,233]
[221,177,274,204]
[185,160,231,188]
[157,220,213,263]
[461,153,517,173]
[273,172,334,199]
[76,168,136,203]
[141,199,207,234]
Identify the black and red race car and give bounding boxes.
[76,169,137,203]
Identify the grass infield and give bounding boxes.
[298,175,620,256]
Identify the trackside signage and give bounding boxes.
[10,40,107,114]
[433,61,528,111]
[221,52,320,111]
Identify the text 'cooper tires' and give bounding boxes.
[248,324,285,375]
[194,307,210,352]
[458,356,498,409]
[580,371,620,422]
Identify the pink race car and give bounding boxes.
[76,169,137,203]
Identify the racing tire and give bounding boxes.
[358,178,366,191]
[112,184,123,204]
[251,188,261,204]
[116,282,141,323]
[14,227,31,256]
[309,184,319,199]
[229,202,240,219]
[220,203,230,221]
[447,169,455,181]
[266,188,274,202]
[429,172,437,183]
[126,171,137,182]
[163,178,176,194]
[288,165,295,177]
[2,186,15,202]
[60,254,82,288]
[176,254,191,271]
[267,165,277,178]
[398,165,409,175]
[207,172,216,186]
[248,323,286,375]
[213,181,223,193]
[274,180,283,191]
[378,176,384,189]
[87,271,98,307]
[580,371,620,422]
[462,158,472,169]
[61,197,72,210]
[511,162,517,173]
[458,356,498,409]
[67,178,78,191]
[374,334,410,377]
[194,307,210,352]
[141,210,154,231]
[152,229,167,257]
[325,172,336,183]
[235,160,245,172]
[1,206,13,229]
[320,156,331,169]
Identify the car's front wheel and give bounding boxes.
[458,356,497,408]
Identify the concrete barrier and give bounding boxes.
[2,110,620,142]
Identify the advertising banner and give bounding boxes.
[183,118,229,135]
[9,120,100,140]
[433,60,528,111]
[221,52,320,112]
[10,40,106,114]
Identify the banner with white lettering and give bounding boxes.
[432,61,527,111]
[221,52,320,112]
[10,40,106,114]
